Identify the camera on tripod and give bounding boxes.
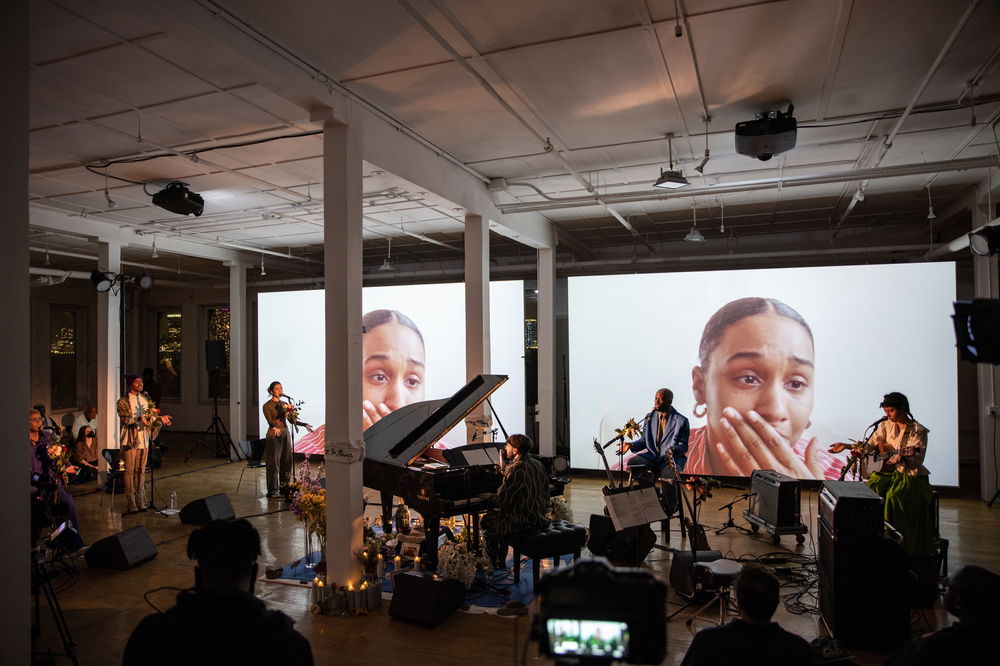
[532,557,666,664]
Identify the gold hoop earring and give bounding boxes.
[693,403,707,418]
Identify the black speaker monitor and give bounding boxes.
[205,339,227,372]
[85,526,157,570]
[389,571,465,626]
[179,493,235,526]
[749,469,801,528]
[818,518,908,651]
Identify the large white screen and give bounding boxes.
[258,281,525,447]
[569,263,958,485]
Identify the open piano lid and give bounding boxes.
[363,374,508,466]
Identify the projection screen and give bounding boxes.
[569,263,958,485]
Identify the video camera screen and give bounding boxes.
[547,619,629,660]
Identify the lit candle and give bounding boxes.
[376,553,385,578]
[317,580,325,606]
[346,582,354,611]
[393,555,401,571]
[413,555,421,570]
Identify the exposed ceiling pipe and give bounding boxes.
[29,246,222,279]
[395,0,642,238]
[925,215,1000,260]
[29,266,193,288]
[498,155,999,214]
[834,0,981,236]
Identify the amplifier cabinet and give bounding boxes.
[749,469,800,528]
[818,481,883,540]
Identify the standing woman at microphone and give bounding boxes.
[263,381,293,499]
[862,392,934,556]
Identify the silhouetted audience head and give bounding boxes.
[735,563,780,624]
[186,519,261,591]
[944,565,1000,626]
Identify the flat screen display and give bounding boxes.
[547,619,628,659]
[258,281,525,452]
[569,263,958,484]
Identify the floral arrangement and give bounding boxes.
[615,417,643,441]
[437,540,488,589]
[282,399,313,433]
[684,475,721,502]
[288,460,326,537]
[46,440,72,484]
[142,401,164,431]
[547,495,574,522]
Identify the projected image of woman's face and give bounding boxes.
[362,321,426,429]
[693,312,821,477]
[700,313,814,441]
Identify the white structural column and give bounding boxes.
[973,190,1000,502]
[96,239,123,470]
[227,261,248,446]
[464,213,491,440]
[320,111,365,586]
[536,248,557,456]
[0,0,29,659]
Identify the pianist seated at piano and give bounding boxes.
[479,434,551,569]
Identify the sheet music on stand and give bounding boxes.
[604,486,667,530]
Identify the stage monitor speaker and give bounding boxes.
[179,493,235,526]
[818,518,908,651]
[668,549,722,598]
[586,514,655,567]
[749,469,801,528]
[85,526,157,570]
[205,339,227,372]
[819,481,884,540]
[389,571,465,626]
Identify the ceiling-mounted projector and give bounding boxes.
[152,181,204,216]
[735,104,797,161]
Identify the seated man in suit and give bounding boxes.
[618,388,689,513]
[123,519,313,666]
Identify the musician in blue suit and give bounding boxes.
[618,388,690,512]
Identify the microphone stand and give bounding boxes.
[715,493,753,535]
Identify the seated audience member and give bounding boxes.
[888,565,1000,665]
[30,409,81,538]
[34,403,62,440]
[71,405,98,440]
[72,425,100,483]
[122,519,313,666]
[681,563,814,666]
[479,434,550,569]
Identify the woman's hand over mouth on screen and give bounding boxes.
[711,407,823,478]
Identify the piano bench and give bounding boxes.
[510,520,588,588]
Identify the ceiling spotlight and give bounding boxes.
[684,204,705,242]
[926,185,936,220]
[970,226,1000,256]
[151,236,159,259]
[694,118,711,174]
[44,248,51,266]
[152,181,204,216]
[134,273,155,290]
[655,134,689,189]
[90,270,116,293]
[104,188,118,210]
[379,236,396,272]
[260,254,266,277]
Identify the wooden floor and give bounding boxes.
[33,436,1000,665]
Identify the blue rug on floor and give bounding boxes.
[279,551,576,608]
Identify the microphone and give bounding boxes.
[869,416,887,429]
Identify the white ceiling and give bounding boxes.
[27,0,1000,283]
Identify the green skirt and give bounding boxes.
[867,471,935,556]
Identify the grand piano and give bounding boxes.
[363,373,565,566]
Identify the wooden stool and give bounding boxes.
[509,520,588,588]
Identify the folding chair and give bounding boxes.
[99,448,124,512]
[235,438,267,496]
